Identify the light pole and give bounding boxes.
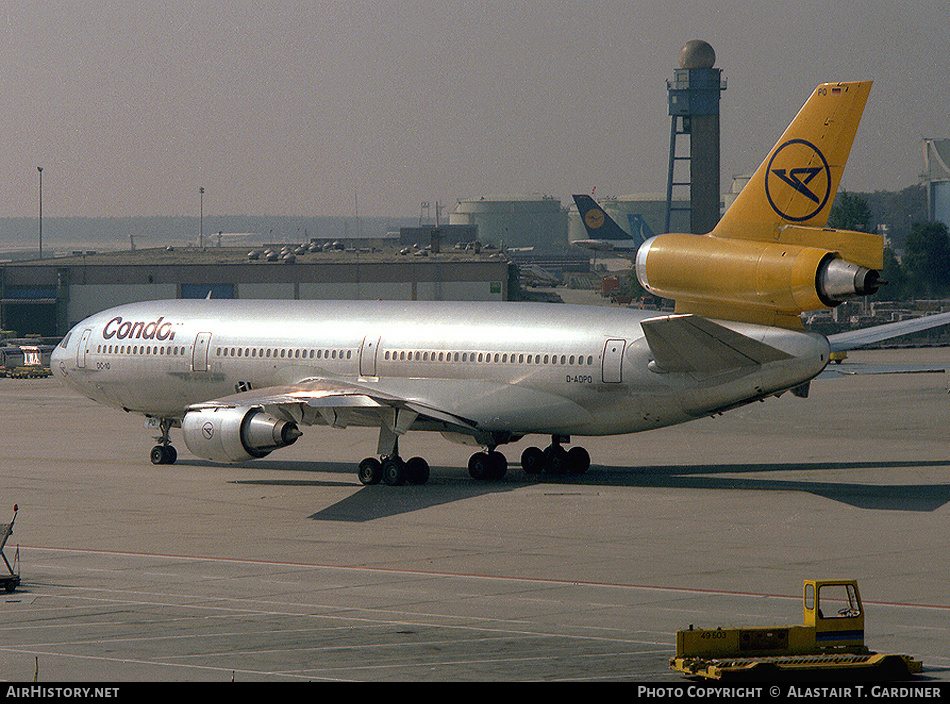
[199,187,204,248]
[37,167,43,259]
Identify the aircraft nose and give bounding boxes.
[50,344,64,372]
[50,336,71,378]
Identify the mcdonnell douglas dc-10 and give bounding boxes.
[53,82,950,486]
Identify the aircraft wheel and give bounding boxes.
[150,445,176,465]
[468,452,489,480]
[486,450,507,479]
[383,457,406,486]
[543,444,568,474]
[405,456,430,485]
[520,446,544,474]
[566,446,590,474]
[358,457,382,485]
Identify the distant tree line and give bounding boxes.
[829,188,949,300]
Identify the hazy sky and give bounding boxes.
[1,0,947,219]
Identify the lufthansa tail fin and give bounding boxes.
[573,195,632,242]
[572,195,647,255]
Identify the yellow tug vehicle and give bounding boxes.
[670,580,923,680]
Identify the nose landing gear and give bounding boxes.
[150,418,178,465]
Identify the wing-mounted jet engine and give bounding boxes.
[636,82,882,329]
[182,406,302,463]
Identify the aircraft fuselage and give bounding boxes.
[53,299,830,442]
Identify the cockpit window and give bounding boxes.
[59,332,72,349]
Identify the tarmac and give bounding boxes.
[0,346,948,682]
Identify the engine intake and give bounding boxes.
[182,406,301,463]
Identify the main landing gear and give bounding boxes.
[358,454,430,486]
[150,418,178,465]
[518,436,590,477]
[357,435,591,486]
[466,435,590,480]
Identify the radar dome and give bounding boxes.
[679,40,715,69]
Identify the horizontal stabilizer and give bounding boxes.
[642,315,792,374]
[828,311,950,352]
[777,225,883,270]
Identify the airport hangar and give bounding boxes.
[0,239,515,339]
[0,189,691,340]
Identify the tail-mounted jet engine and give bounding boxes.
[635,232,881,326]
[182,406,302,463]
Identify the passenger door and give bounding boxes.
[360,335,380,377]
[76,329,92,369]
[602,338,625,383]
[192,332,212,372]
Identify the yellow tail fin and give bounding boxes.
[714,81,872,241]
[636,82,883,329]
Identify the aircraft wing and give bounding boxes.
[573,239,639,253]
[827,311,950,352]
[642,314,792,374]
[187,374,593,440]
[187,377,479,433]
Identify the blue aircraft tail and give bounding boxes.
[626,214,655,244]
[573,195,633,241]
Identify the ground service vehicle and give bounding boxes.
[670,580,923,680]
[0,505,20,592]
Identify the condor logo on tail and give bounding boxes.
[766,138,831,221]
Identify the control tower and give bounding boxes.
[665,40,727,234]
